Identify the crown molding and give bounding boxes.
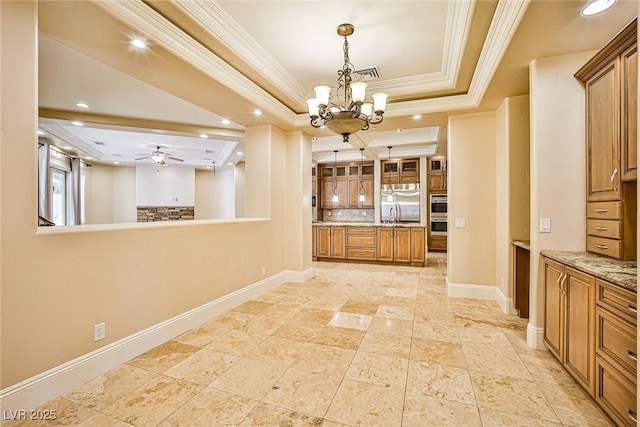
[96,0,297,125]
[174,0,309,103]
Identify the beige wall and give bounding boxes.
[447,111,497,286]
[495,95,530,299]
[0,2,309,389]
[195,168,235,219]
[528,51,593,346]
[84,164,136,224]
[235,162,246,218]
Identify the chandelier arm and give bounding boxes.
[360,121,370,131]
[310,116,325,128]
[368,113,384,125]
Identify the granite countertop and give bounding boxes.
[512,240,531,250]
[541,250,637,292]
[312,222,424,228]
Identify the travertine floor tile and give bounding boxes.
[239,403,323,427]
[262,368,343,417]
[19,253,610,427]
[101,376,201,427]
[406,361,475,405]
[345,351,408,389]
[163,348,239,386]
[325,379,404,426]
[469,371,560,422]
[64,365,157,411]
[157,388,257,426]
[208,358,288,400]
[538,382,613,426]
[410,337,467,368]
[402,395,481,427]
[126,341,200,374]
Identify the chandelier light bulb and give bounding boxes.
[361,103,373,118]
[350,82,368,103]
[307,98,320,117]
[372,93,389,113]
[313,85,331,107]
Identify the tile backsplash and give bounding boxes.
[322,209,374,222]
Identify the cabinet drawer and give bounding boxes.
[596,357,637,427]
[587,219,623,239]
[346,227,376,235]
[587,201,623,220]
[587,236,623,259]
[346,234,376,247]
[346,248,376,260]
[429,241,447,251]
[597,280,637,325]
[596,307,637,379]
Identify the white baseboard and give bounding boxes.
[446,277,497,300]
[495,287,519,315]
[0,269,308,414]
[527,323,546,350]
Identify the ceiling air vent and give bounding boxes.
[93,141,107,146]
[354,66,381,80]
[205,150,214,154]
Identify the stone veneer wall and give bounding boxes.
[137,206,195,222]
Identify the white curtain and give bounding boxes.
[38,143,52,221]
[68,157,82,225]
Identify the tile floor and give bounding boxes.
[7,253,613,426]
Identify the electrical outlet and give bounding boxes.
[454,218,466,228]
[94,322,106,342]
[261,266,267,276]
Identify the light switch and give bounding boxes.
[540,217,551,233]
[454,218,466,228]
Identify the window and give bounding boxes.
[51,167,67,226]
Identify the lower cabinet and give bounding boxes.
[314,225,425,266]
[316,226,345,259]
[543,256,638,426]
[543,257,596,396]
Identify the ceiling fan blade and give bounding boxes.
[167,156,184,162]
[134,156,150,161]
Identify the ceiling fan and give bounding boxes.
[134,146,184,166]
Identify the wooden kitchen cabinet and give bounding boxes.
[376,227,414,264]
[595,279,638,427]
[621,44,637,181]
[428,155,447,191]
[576,19,637,260]
[543,257,597,396]
[321,178,347,209]
[312,226,317,258]
[316,226,345,259]
[347,162,374,208]
[410,227,425,263]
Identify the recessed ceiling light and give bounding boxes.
[76,102,89,109]
[395,129,402,133]
[130,38,147,49]
[413,114,422,120]
[312,137,318,141]
[253,110,262,116]
[71,121,83,127]
[37,130,45,135]
[113,161,120,165]
[236,151,243,156]
[227,162,233,166]
[83,156,92,160]
[199,134,208,139]
[205,166,211,169]
[63,146,72,150]
[221,119,231,125]
[581,0,616,15]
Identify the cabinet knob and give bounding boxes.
[628,409,637,423]
[628,304,637,313]
[595,227,608,231]
[596,245,609,250]
[595,209,608,213]
[627,350,637,362]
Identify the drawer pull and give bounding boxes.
[595,226,608,231]
[628,409,637,423]
[596,245,609,250]
[629,305,638,313]
[627,351,637,362]
[595,209,608,213]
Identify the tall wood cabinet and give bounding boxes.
[575,18,637,261]
[319,162,374,209]
[428,156,447,191]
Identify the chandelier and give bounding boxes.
[306,23,389,143]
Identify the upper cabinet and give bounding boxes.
[576,19,637,202]
[319,161,374,209]
[428,155,447,192]
[576,18,637,261]
[381,158,420,185]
